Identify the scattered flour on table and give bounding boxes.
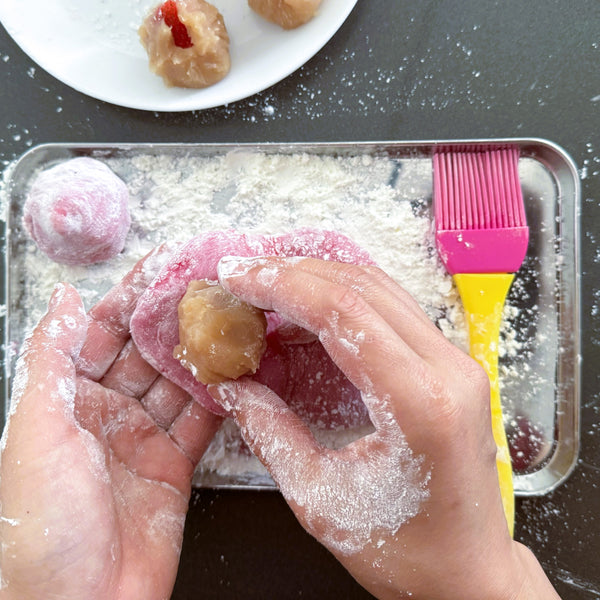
[4,150,524,485]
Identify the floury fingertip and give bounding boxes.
[48,282,67,310]
[217,255,307,284]
[206,381,237,413]
[216,255,268,281]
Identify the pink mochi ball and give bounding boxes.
[23,157,131,266]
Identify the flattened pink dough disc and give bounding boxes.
[23,157,131,266]
[130,229,375,429]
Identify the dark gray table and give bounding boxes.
[1,2,599,598]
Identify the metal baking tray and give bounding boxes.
[1,139,580,496]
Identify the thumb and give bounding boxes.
[0,284,90,565]
[207,379,320,493]
[5,283,87,436]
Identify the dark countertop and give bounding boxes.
[1,1,599,598]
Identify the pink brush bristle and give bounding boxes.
[433,146,529,275]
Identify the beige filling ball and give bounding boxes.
[174,280,268,385]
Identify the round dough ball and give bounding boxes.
[139,0,230,88]
[23,157,131,266]
[174,280,268,385]
[248,0,321,29]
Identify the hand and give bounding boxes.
[0,248,222,600]
[207,256,559,600]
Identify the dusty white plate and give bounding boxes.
[0,0,357,112]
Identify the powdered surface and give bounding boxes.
[4,149,533,486]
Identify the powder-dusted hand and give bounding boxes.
[208,256,560,600]
[0,248,222,600]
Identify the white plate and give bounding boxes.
[0,0,357,112]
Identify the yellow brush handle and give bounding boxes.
[454,273,515,538]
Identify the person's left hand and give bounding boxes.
[0,248,222,600]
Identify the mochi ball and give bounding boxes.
[23,157,131,266]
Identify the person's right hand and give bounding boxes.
[208,256,559,600]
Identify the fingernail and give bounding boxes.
[217,255,267,281]
[48,282,66,311]
[207,381,237,413]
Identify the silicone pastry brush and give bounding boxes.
[432,146,529,537]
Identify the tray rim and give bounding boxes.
[2,137,581,496]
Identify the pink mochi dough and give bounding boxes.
[23,157,131,266]
[130,229,376,430]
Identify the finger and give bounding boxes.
[207,379,321,489]
[74,378,196,494]
[208,380,430,558]
[76,244,176,380]
[219,256,458,368]
[9,283,87,414]
[140,377,196,429]
[288,260,460,367]
[0,287,102,555]
[2,283,87,459]
[98,339,160,398]
[292,259,440,334]
[167,399,223,465]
